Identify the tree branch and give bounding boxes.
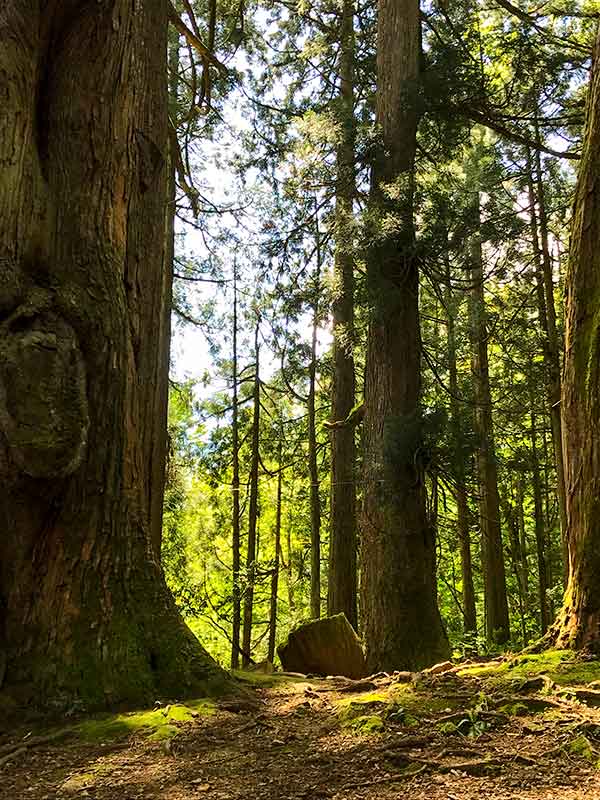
[167,1,228,74]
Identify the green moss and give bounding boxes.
[147,724,179,741]
[567,735,595,762]
[75,708,166,741]
[344,691,388,704]
[164,703,195,722]
[390,684,461,714]
[61,771,98,792]
[73,699,215,743]
[437,721,458,734]
[337,700,381,724]
[457,651,600,689]
[185,698,216,715]
[335,682,460,724]
[498,702,530,716]
[457,662,510,680]
[345,714,384,734]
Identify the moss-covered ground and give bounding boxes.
[2,653,600,799]
[458,649,600,687]
[73,700,214,743]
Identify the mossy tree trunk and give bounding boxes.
[360,0,449,672]
[554,26,600,652]
[0,1,232,707]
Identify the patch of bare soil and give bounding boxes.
[1,671,600,800]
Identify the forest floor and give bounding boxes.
[2,651,600,800]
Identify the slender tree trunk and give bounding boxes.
[0,1,231,706]
[541,425,556,617]
[230,264,241,669]
[468,193,510,645]
[285,496,295,612]
[444,260,477,634]
[516,479,529,607]
[503,489,527,644]
[268,434,283,663]
[554,26,600,651]
[530,395,550,633]
[242,321,261,666]
[361,0,449,671]
[328,0,358,630]
[308,239,322,620]
[526,147,568,585]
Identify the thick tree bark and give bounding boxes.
[242,321,261,665]
[0,1,232,707]
[158,29,179,562]
[361,0,449,671]
[328,0,358,631]
[230,265,241,669]
[444,261,476,634]
[554,26,600,652]
[468,195,510,645]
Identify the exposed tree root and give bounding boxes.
[0,729,72,768]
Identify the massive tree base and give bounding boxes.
[0,2,237,713]
[551,583,600,654]
[2,553,235,710]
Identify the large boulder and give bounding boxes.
[277,614,367,679]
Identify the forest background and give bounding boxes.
[161,0,597,669]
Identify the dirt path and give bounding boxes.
[2,672,600,800]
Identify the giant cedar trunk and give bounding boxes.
[0,1,231,707]
[361,0,449,671]
[554,26,600,651]
[328,0,358,630]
